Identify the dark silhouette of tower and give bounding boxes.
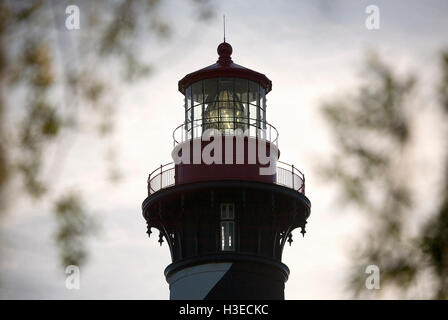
[142,41,311,300]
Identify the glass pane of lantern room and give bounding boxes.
[259,87,266,139]
[192,81,203,107]
[203,78,219,129]
[235,78,249,130]
[249,81,259,136]
[260,87,266,128]
[192,81,203,137]
[185,86,192,139]
[218,78,234,133]
[248,80,260,105]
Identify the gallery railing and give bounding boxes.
[148,161,305,195]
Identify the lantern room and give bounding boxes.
[184,77,266,136]
[178,41,273,140]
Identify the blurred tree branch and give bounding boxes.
[0,0,214,270]
[419,52,448,299]
[321,52,448,299]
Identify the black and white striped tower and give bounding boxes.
[142,41,311,300]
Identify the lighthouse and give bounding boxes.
[141,40,311,300]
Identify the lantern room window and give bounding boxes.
[220,203,235,251]
[185,78,266,138]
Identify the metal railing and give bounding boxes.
[148,162,175,195]
[147,161,305,195]
[276,161,305,193]
[172,117,279,148]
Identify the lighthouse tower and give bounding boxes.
[141,41,311,300]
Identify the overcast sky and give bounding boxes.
[1,0,448,299]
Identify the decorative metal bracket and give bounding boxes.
[300,222,307,237]
[287,233,293,246]
[158,232,164,246]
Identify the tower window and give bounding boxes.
[220,203,234,219]
[220,203,235,251]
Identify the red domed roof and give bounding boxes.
[178,42,272,94]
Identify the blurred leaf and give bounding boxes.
[0,0,214,274]
[439,52,448,113]
[320,53,425,298]
[54,192,96,267]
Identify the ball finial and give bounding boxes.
[217,42,233,66]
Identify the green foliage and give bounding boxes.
[321,52,448,299]
[321,55,415,214]
[421,198,448,299]
[54,192,96,267]
[418,52,448,299]
[0,0,214,270]
[439,53,448,112]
